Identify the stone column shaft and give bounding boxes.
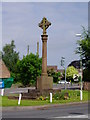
[41,34,48,76]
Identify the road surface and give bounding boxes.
[3,83,80,96]
[2,103,88,119]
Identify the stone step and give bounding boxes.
[8,89,61,100]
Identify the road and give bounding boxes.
[2,103,88,119]
[3,83,80,96]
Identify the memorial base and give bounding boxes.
[36,75,53,91]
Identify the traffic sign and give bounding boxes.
[0,80,4,89]
[73,74,79,81]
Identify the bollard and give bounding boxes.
[50,93,52,103]
[80,90,82,100]
[1,89,4,96]
[18,93,22,105]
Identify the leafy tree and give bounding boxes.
[16,53,42,86]
[66,66,78,82]
[2,40,19,80]
[76,27,90,69]
[83,68,90,82]
[76,27,90,81]
[47,68,61,83]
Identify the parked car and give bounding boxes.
[58,80,70,84]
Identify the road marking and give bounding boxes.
[53,114,88,118]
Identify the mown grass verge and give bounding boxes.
[1,90,88,107]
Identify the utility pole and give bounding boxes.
[27,45,29,55]
[37,41,39,56]
[61,57,66,90]
[76,33,83,100]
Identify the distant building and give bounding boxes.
[47,65,64,77]
[57,69,64,75]
[47,66,57,72]
[0,59,10,78]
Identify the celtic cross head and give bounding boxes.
[38,17,51,35]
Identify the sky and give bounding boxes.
[0,2,88,69]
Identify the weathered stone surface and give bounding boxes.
[41,34,48,76]
[36,18,53,90]
[37,76,53,90]
[8,88,61,100]
[83,82,90,91]
[38,17,51,35]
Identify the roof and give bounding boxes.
[0,59,10,78]
[68,60,80,69]
[57,69,64,73]
[47,66,57,71]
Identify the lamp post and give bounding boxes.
[61,57,66,90]
[76,33,83,100]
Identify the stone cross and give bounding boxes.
[38,17,51,35]
[36,17,53,90]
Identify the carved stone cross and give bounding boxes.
[38,17,51,34]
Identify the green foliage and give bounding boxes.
[83,68,90,82]
[1,40,19,83]
[76,27,90,82]
[53,91,67,100]
[16,53,42,86]
[1,90,88,106]
[66,66,78,81]
[39,96,45,100]
[68,90,80,97]
[47,69,61,83]
[2,40,19,73]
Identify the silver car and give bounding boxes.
[58,80,70,84]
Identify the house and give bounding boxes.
[47,66,57,72]
[0,59,10,79]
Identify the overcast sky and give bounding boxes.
[1,2,88,69]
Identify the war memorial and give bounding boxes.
[36,17,53,90]
[16,17,60,99]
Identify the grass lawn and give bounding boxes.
[1,90,88,107]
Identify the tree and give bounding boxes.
[2,40,19,72]
[16,53,42,86]
[76,27,90,69]
[66,66,78,82]
[47,68,61,83]
[76,27,90,81]
[2,40,19,80]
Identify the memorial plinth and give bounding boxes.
[37,17,53,91]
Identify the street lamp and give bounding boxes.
[76,33,83,100]
[61,57,66,90]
